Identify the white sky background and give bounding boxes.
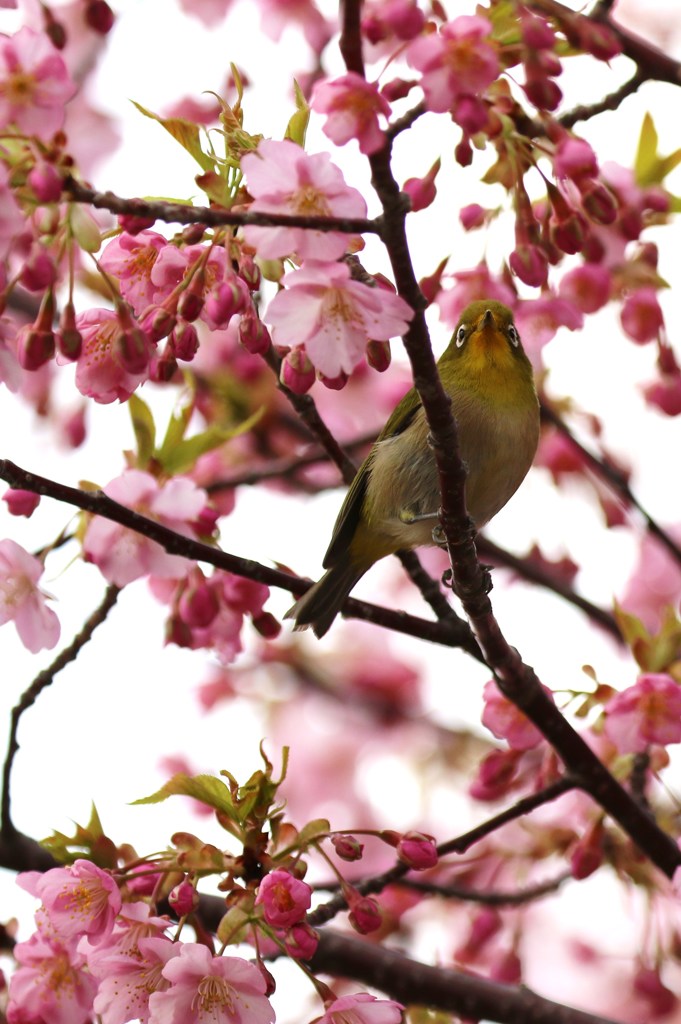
[1,0,681,1009]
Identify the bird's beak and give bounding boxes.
[482,308,495,329]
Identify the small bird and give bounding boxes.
[287,300,540,637]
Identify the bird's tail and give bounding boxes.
[285,559,365,638]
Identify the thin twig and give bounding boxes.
[541,403,681,569]
[1,585,120,835]
[559,69,647,129]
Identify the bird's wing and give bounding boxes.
[323,387,421,568]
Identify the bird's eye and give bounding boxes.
[507,324,520,347]
[455,324,467,347]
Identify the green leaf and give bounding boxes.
[131,101,216,173]
[127,394,156,468]
[133,773,237,819]
[157,406,265,475]
[296,817,331,847]
[285,80,310,147]
[634,112,658,184]
[41,803,118,867]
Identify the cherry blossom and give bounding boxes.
[18,859,121,940]
[265,260,412,378]
[316,993,404,1024]
[148,942,275,1024]
[99,231,169,315]
[406,15,499,114]
[93,936,181,1024]
[0,538,60,652]
[603,673,681,754]
[255,868,312,928]
[9,926,97,1024]
[0,163,24,260]
[241,139,367,261]
[312,72,391,155]
[0,26,77,139]
[70,308,155,404]
[83,470,209,586]
[481,678,549,751]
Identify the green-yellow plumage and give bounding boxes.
[287,300,540,637]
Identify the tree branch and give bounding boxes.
[1,584,120,835]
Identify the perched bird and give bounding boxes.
[287,300,540,637]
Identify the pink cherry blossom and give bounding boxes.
[149,942,275,1024]
[99,231,169,315]
[19,858,121,940]
[70,308,155,404]
[254,0,332,52]
[406,15,499,114]
[255,869,312,928]
[558,263,611,313]
[0,538,60,652]
[437,265,516,328]
[265,260,412,378]
[316,993,404,1024]
[481,679,547,751]
[603,673,681,754]
[241,139,367,261]
[83,470,208,586]
[93,936,181,1024]
[178,0,233,26]
[0,26,77,139]
[312,72,391,155]
[9,927,97,1024]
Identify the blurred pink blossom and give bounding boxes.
[0,538,60,652]
[603,673,681,753]
[312,72,391,155]
[0,26,77,138]
[317,993,403,1024]
[406,15,498,114]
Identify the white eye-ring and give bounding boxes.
[455,324,467,347]
[507,324,520,347]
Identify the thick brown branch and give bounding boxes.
[63,177,381,236]
[307,931,623,1024]
[0,460,482,656]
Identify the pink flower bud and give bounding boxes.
[150,347,178,383]
[469,749,520,801]
[118,213,156,235]
[17,327,55,370]
[554,137,598,182]
[454,136,473,167]
[239,255,261,291]
[57,301,83,361]
[256,870,312,929]
[284,922,319,960]
[383,0,425,40]
[27,162,63,203]
[252,611,281,639]
[169,878,199,916]
[331,834,364,862]
[620,287,664,345]
[490,949,522,984]
[85,0,115,33]
[61,406,87,448]
[551,212,585,255]
[179,581,220,628]
[239,313,271,355]
[456,909,502,961]
[126,864,162,896]
[578,20,622,61]
[3,488,40,518]
[281,349,315,395]
[523,74,562,111]
[509,244,548,287]
[381,78,417,103]
[205,279,247,329]
[459,203,487,230]
[570,830,603,880]
[346,892,382,934]
[581,183,618,225]
[142,305,177,343]
[396,831,438,870]
[452,95,487,135]
[115,328,150,374]
[403,159,440,213]
[171,321,200,362]
[366,339,391,373]
[20,247,57,293]
[644,376,681,416]
[521,12,555,49]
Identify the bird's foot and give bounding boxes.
[441,563,494,598]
